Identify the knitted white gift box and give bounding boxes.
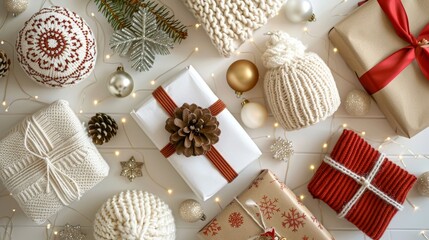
[183,0,286,57]
[0,100,109,224]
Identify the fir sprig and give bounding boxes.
[93,0,188,43]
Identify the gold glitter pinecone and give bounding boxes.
[88,113,118,145]
[165,103,221,157]
[0,50,11,79]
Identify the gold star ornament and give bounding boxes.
[120,157,143,182]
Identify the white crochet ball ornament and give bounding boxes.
[16,6,96,88]
[262,31,340,131]
[94,190,175,240]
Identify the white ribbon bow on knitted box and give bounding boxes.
[0,100,109,224]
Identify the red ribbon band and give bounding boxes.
[153,86,238,183]
[358,0,429,94]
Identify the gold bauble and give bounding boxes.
[226,59,259,97]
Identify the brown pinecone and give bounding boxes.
[165,103,221,157]
[88,113,118,145]
[0,50,11,79]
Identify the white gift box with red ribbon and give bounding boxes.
[131,65,261,201]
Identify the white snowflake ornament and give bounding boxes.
[55,224,86,240]
[270,137,294,161]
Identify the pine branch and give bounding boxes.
[137,1,188,43]
[93,0,188,43]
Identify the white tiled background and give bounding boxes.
[0,0,428,239]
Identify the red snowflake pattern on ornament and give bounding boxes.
[202,218,221,236]
[228,212,244,228]
[249,176,264,189]
[281,208,306,232]
[311,216,324,230]
[258,195,280,219]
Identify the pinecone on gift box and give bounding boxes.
[0,50,11,79]
[88,113,118,145]
[165,103,221,157]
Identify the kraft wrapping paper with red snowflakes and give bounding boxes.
[198,169,334,240]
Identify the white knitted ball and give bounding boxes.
[16,6,96,88]
[94,190,175,240]
[262,31,340,131]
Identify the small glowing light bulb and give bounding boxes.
[267,135,271,138]
[342,123,347,128]
[333,48,338,53]
[414,206,419,210]
[12,209,16,212]
[167,189,173,194]
[323,143,328,149]
[274,122,279,128]
[385,137,391,141]
[121,118,126,123]
[215,197,220,202]
[303,27,308,32]
[5,108,8,112]
[310,165,315,170]
[115,151,120,156]
[54,231,58,235]
[195,47,199,52]
[105,54,111,59]
[93,100,98,105]
[0,40,4,45]
[34,96,39,99]
[378,145,382,150]
[211,73,215,77]
[91,12,95,17]
[132,92,136,98]
[299,195,305,200]
[2,101,6,106]
[150,80,156,85]
[361,131,366,136]
[79,110,83,114]
[195,23,200,28]
[47,224,51,229]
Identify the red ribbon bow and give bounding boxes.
[359,0,429,94]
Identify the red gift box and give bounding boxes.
[308,129,416,239]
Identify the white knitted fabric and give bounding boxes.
[0,100,109,224]
[262,31,341,131]
[16,6,96,88]
[184,0,286,57]
[94,190,176,240]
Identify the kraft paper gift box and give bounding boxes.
[308,129,416,239]
[198,169,333,240]
[329,0,429,137]
[131,65,261,201]
[0,100,109,224]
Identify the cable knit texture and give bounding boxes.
[94,190,176,240]
[184,0,286,57]
[0,100,109,224]
[262,31,341,131]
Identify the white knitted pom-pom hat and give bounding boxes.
[94,190,175,240]
[262,31,340,131]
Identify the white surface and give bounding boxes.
[0,0,428,240]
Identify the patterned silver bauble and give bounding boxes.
[344,89,371,116]
[107,66,134,98]
[55,224,86,240]
[284,0,316,23]
[270,137,294,162]
[179,199,206,223]
[4,0,28,16]
[417,172,429,197]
